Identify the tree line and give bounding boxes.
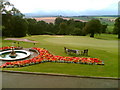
[1,1,120,38]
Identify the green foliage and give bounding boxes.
[12,16,28,37]
[58,22,68,35]
[55,17,86,36]
[2,1,26,37]
[2,14,13,37]
[72,28,82,35]
[36,21,47,35]
[55,17,65,25]
[0,1,24,17]
[113,17,120,38]
[2,14,28,37]
[113,26,118,34]
[83,19,102,37]
[101,24,108,33]
[46,23,55,34]
[0,1,13,14]
[74,21,85,29]
[26,18,37,35]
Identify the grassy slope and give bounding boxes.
[94,17,117,19]
[2,34,118,77]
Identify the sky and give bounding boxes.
[9,0,119,16]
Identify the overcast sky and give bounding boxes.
[9,0,119,16]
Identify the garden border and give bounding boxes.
[1,70,119,80]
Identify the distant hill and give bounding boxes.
[24,13,118,18]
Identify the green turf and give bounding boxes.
[94,34,118,40]
[2,34,118,77]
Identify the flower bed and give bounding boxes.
[0,47,104,68]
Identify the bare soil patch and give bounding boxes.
[34,17,70,23]
[34,17,87,23]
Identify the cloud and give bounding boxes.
[10,0,119,15]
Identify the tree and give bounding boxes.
[83,19,102,37]
[2,1,27,37]
[55,17,64,25]
[2,14,13,36]
[0,1,13,14]
[26,18,37,35]
[101,24,108,33]
[46,23,55,35]
[54,17,67,34]
[36,21,48,35]
[72,28,82,35]
[10,7,24,17]
[2,15,28,37]
[74,20,85,29]
[113,17,120,39]
[67,19,86,35]
[67,19,74,25]
[10,16,28,37]
[0,1,23,17]
[58,22,68,35]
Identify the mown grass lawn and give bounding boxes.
[2,34,118,77]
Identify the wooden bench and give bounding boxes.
[80,49,88,56]
[64,47,88,56]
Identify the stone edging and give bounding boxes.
[1,70,119,80]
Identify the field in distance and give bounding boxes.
[34,17,87,23]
